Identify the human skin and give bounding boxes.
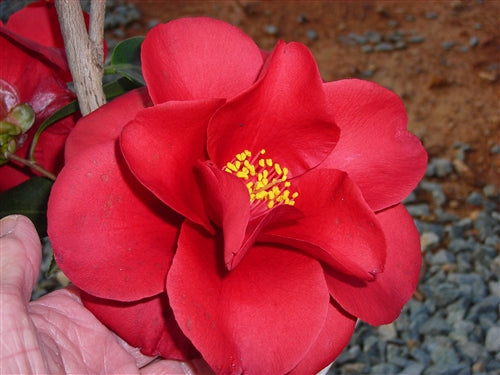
[0,215,211,374]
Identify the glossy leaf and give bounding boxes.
[106,36,145,85]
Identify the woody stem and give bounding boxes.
[5,152,57,181]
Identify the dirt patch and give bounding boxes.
[121,0,500,212]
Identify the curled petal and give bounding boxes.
[48,141,182,301]
[208,41,339,178]
[197,160,304,270]
[142,17,264,103]
[80,290,197,359]
[167,222,330,374]
[195,160,250,268]
[325,204,422,325]
[262,169,386,281]
[120,99,224,232]
[323,79,427,211]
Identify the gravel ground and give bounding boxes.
[330,160,500,375]
[3,1,499,374]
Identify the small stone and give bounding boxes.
[361,45,374,53]
[147,19,160,30]
[489,281,500,297]
[419,316,451,335]
[263,24,278,35]
[394,40,407,50]
[348,32,368,45]
[407,203,430,218]
[387,20,399,28]
[403,191,417,204]
[469,36,480,47]
[372,363,400,374]
[426,158,454,178]
[433,283,461,307]
[466,191,483,206]
[374,42,395,52]
[431,249,455,265]
[466,296,500,321]
[490,144,500,154]
[441,41,457,50]
[296,14,308,23]
[378,323,397,340]
[408,35,426,44]
[425,11,438,19]
[365,30,382,44]
[428,339,460,369]
[305,29,318,41]
[420,181,447,206]
[421,232,440,252]
[485,326,500,352]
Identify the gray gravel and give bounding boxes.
[3,1,498,374]
[330,172,500,375]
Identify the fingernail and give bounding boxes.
[0,215,19,238]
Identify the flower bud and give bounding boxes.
[0,103,35,165]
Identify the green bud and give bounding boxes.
[0,103,35,165]
[0,137,17,165]
[5,103,35,133]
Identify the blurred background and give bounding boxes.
[2,1,499,374]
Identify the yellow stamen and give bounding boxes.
[223,148,299,211]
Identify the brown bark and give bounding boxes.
[55,0,106,116]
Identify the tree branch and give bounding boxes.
[55,0,106,116]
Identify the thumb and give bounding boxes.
[0,215,41,301]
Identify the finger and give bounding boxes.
[0,215,41,301]
[140,358,215,375]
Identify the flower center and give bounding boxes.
[224,149,299,210]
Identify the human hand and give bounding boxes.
[0,215,211,374]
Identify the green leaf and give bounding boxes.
[106,36,145,85]
[111,36,144,65]
[0,177,53,236]
[103,77,143,100]
[29,100,79,161]
[104,63,145,86]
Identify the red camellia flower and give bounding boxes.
[48,18,427,374]
[0,1,81,191]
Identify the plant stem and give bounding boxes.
[55,0,106,116]
[5,152,57,181]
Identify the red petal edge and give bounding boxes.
[325,204,422,325]
[167,221,330,374]
[142,17,264,103]
[322,79,427,211]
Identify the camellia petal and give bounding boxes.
[65,88,151,161]
[80,290,197,360]
[262,168,386,281]
[167,222,330,374]
[48,140,182,301]
[322,79,427,211]
[0,28,73,118]
[324,204,422,325]
[141,17,264,104]
[6,0,65,49]
[289,301,356,375]
[207,41,339,178]
[195,160,250,268]
[0,25,69,82]
[120,98,225,232]
[4,0,101,82]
